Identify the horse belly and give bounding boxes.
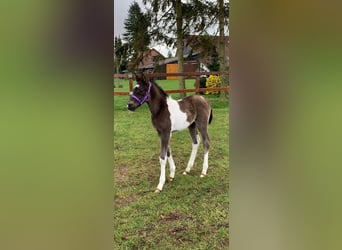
[167,98,190,131]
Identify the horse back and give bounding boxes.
[178,95,212,124]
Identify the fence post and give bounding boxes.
[195,76,200,95]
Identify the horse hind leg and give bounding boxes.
[183,123,200,175]
[167,146,176,181]
[195,120,210,177]
[200,131,210,178]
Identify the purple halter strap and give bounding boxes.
[131,81,152,105]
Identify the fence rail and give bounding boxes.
[113,71,229,96]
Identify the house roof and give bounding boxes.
[138,48,165,69]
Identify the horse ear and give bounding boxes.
[135,72,148,85]
[141,72,149,84]
[134,72,142,81]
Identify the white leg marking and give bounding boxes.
[200,151,209,177]
[156,157,167,191]
[184,135,201,174]
[168,154,176,180]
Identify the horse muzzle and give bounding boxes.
[127,101,138,111]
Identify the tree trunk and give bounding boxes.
[115,55,120,74]
[176,0,186,98]
[218,0,228,99]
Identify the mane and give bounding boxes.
[150,79,168,98]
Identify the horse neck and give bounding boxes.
[146,83,167,116]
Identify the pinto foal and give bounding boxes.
[127,73,212,192]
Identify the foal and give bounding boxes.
[127,73,212,192]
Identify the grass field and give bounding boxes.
[114,85,229,249]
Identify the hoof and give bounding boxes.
[154,189,161,193]
[183,171,189,175]
[200,174,206,178]
[169,177,174,182]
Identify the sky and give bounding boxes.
[114,0,145,37]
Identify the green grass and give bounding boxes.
[114,90,229,249]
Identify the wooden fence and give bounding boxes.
[113,72,229,96]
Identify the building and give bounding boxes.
[137,35,229,79]
[138,48,165,73]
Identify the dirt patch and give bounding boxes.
[159,213,182,221]
[113,165,136,207]
[114,193,136,208]
[114,164,129,183]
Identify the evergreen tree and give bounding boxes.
[123,1,151,70]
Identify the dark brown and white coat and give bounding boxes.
[127,73,212,192]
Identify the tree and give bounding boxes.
[143,0,187,97]
[207,46,220,72]
[187,0,229,99]
[218,0,229,99]
[143,0,229,98]
[114,36,128,73]
[123,1,151,71]
[175,0,185,97]
[195,0,229,98]
[114,36,120,74]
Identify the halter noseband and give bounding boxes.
[131,81,152,105]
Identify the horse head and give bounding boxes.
[127,72,152,111]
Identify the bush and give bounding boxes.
[205,75,221,95]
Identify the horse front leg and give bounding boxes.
[155,132,170,193]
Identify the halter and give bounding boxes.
[131,81,152,105]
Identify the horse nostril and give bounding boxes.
[127,102,134,111]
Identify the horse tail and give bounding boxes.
[209,108,213,124]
